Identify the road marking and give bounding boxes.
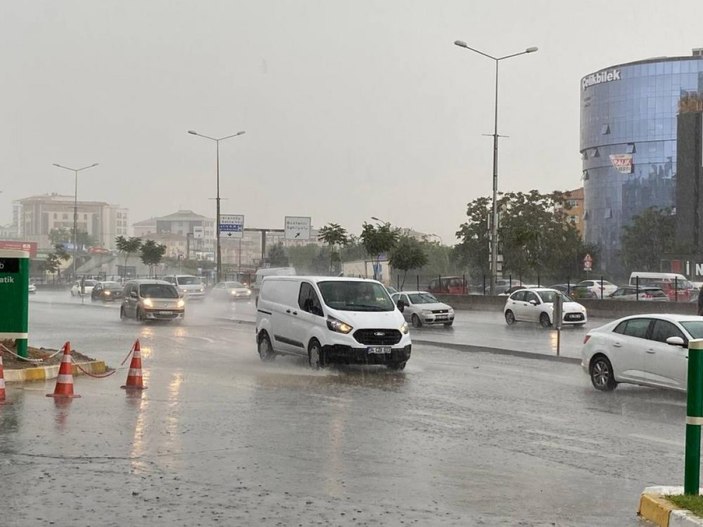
[628,433,683,448]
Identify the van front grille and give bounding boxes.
[353,329,402,346]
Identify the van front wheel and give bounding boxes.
[308,340,325,370]
[258,333,276,362]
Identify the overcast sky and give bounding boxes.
[2,0,702,245]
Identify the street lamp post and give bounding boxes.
[454,40,537,295]
[188,129,246,283]
[53,162,99,280]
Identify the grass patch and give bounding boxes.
[668,495,703,517]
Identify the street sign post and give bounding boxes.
[284,216,311,241]
[220,214,244,239]
[0,249,29,358]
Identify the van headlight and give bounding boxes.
[400,322,409,334]
[177,299,185,308]
[327,316,353,334]
[143,299,154,307]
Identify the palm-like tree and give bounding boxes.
[318,223,349,274]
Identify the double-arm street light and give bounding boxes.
[188,129,246,283]
[454,40,537,295]
[53,162,99,279]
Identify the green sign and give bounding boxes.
[0,249,29,358]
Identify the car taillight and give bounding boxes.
[583,335,591,344]
[643,293,652,299]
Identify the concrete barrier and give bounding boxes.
[435,294,698,319]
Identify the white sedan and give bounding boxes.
[503,288,587,328]
[582,314,703,392]
[391,291,455,327]
[575,279,618,299]
[70,279,97,297]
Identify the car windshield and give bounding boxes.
[318,281,395,311]
[139,284,179,298]
[408,292,439,304]
[105,283,122,291]
[537,290,572,303]
[178,277,202,285]
[681,321,703,339]
[226,281,245,288]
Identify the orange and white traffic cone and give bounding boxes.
[46,342,81,399]
[121,339,147,390]
[0,349,7,404]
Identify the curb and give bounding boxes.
[223,317,582,364]
[639,486,703,526]
[5,361,108,383]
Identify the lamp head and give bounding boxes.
[526,46,538,53]
[187,130,198,135]
[454,40,468,48]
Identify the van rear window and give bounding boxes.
[318,281,394,312]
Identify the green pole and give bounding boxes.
[685,339,703,495]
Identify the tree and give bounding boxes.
[115,236,142,279]
[318,223,349,274]
[620,207,681,272]
[267,243,289,267]
[360,222,399,280]
[140,240,167,277]
[389,237,428,289]
[44,244,71,281]
[456,191,587,283]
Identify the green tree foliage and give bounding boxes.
[389,237,428,289]
[456,190,587,282]
[115,235,143,278]
[267,243,289,267]
[48,228,96,249]
[360,222,399,280]
[620,207,680,272]
[140,240,167,277]
[318,223,349,274]
[44,244,72,279]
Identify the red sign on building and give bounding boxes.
[0,241,38,258]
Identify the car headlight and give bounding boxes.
[421,309,432,315]
[245,290,251,295]
[326,316,353,334]
[448,308,454,314]
[177,299,185,308]
[143,299,154,307]
[104,291,111,296]
[400,322,409,334]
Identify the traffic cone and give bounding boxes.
[0,349,8,404]
[47,342,81,399]
[121,339,147,390]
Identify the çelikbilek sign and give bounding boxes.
[0,249,29,358]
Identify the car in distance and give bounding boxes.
[607,286,669,302]
[91,281,125,302]
[120,279,185,323]
[427,276,468,295]
[28,282,37,294]
[391,291,455,328]
[210,281,252,301]
[162,274,206,300]
[581,314,703,392]
[504,288,587,328]
[575,279,618,299]
[70,279,97,297]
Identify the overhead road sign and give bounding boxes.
[285,216,311,241]
[220,214,244,239]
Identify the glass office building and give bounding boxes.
[580,51,703,272]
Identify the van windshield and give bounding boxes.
[177,276,202,285]
[318,281,395,312]
[140,284,179,298]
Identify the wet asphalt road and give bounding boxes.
[0,293,680,526]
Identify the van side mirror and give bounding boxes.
[130,291,138,299]
[397,300,405,312]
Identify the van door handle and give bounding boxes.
[612,343,622,348]
[646,349,656,354]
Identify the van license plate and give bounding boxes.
[158,311,173,315]
[368,346,391,354]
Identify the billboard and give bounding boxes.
[0,241,37,258]
[609,154,633,174]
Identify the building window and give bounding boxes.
[626,143,636,154]
[582,170,589,181]
[601,124,611,135]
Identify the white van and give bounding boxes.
[162,274,206,300]
[255,276,411,370]
[254,267,296,291]
[628,272,688,286]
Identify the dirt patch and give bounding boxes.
[1,339,97,370]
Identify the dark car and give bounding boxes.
[91,281,125,302]
[427,276,468,295]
